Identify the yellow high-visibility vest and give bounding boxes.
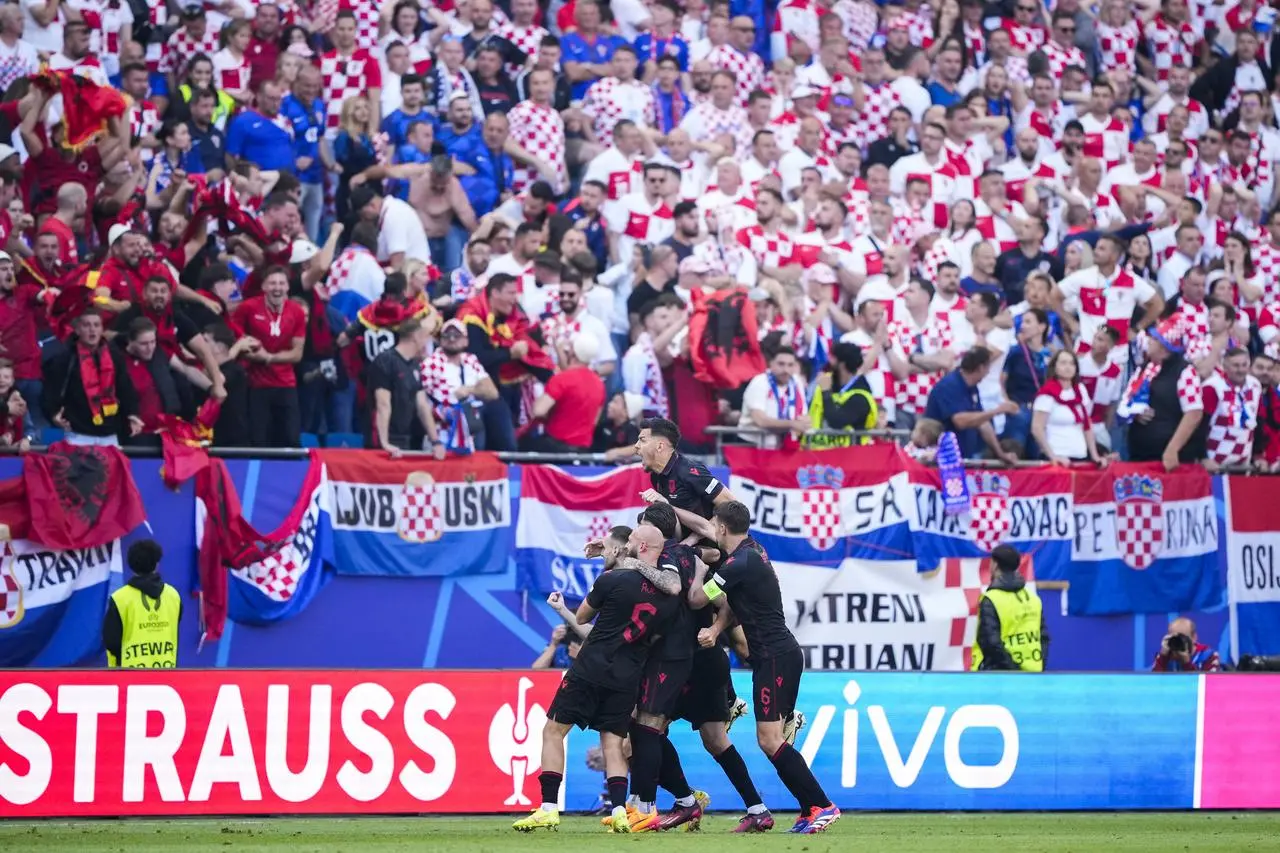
[806,386,879,448]
[107,584,180,668]
[971,586,1043,672]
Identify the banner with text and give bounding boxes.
[0,670,564,816]
[321,451,510,577]
[515,465,651,597]
[1225,476,1280,658]
[777,558,1037,671]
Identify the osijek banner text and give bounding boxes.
[1225,476,1280,657]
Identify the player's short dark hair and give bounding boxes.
[712,501,752,535]
[640,502,678,540]
[640,417,680,447]
[608,525,632,544]
[127,539,164,575]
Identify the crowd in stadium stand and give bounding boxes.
[2,0,1280,467]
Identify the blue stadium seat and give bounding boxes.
[299,433,320,448]
[40,427,65,445]
[325,432,363,448]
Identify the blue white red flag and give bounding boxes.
[725,445,915,567]
[213,459,334,626]
[1225,475,1280,658]
[0,539,123,666]
[515,465,650,596]
[1067,464,1219,615]
[907,462,1074,578]
[322,450,510,577]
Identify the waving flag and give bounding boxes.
[515,465,651,596]
[1068,464,1220,615]
[0,446,136,666]
[725,445,915,567]
[688,287,766,388]
[322,450,510,577]
[29,68,126,151]
[907,462,1074,578]
[1225,476,1280,658]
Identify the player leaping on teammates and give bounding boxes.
[634,417,805,744]
[689,500,842,834]
[513,525,682,834]
[623,502,777,833]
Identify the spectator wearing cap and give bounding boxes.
[44,308,143,446]
[525,333,607,452]
[662,201,702,263]
[1121,317,1207,471]
[593,391,644,460]
[226,79,296,174]
[281,65,328,242]
[420,317,500,454]
[350,186,432,270]
[369,317,446,457]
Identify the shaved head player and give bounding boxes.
[514,525,680,834]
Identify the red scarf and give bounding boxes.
[143,302,181,359]
[1038,378,1089,425]
[77,341,119,425]
[455,290,556,382]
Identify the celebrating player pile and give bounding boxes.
[513,419,839,834]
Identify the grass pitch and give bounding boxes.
[1,812,1278,853]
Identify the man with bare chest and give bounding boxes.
[410,156,479,276]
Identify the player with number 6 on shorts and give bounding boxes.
[513,525,680,834]
[690,500,841,834]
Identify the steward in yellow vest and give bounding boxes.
[806,342,880,449]
[971,545,1047,672]
[103,540,181,668]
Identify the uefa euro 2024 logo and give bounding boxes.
[488,676,548,806]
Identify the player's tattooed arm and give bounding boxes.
[616,558,681,595]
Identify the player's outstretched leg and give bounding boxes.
[652,731,703,831]
[699,722,774,832]
[512,718,570,832]
[627,721,666,831]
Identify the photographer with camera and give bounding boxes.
[1152,617,1221,672]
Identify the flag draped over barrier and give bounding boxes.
[515,465,651,596]
[1225,476,1280,658]
[0,444,139,666]
[0,446,1254,668]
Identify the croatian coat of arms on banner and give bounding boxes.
[1114,474,1164,570]
[398,471,444,543]
[797,464,844,551]
[967,471,1012,552]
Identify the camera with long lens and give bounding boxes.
[1237,654,1280,672]
[1166,633,1192,655]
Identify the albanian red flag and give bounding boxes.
[155,397,222,490]
[687,286,766,389]
[29,69,127,152]
[23,442,145,550]
[455,290,556,383]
